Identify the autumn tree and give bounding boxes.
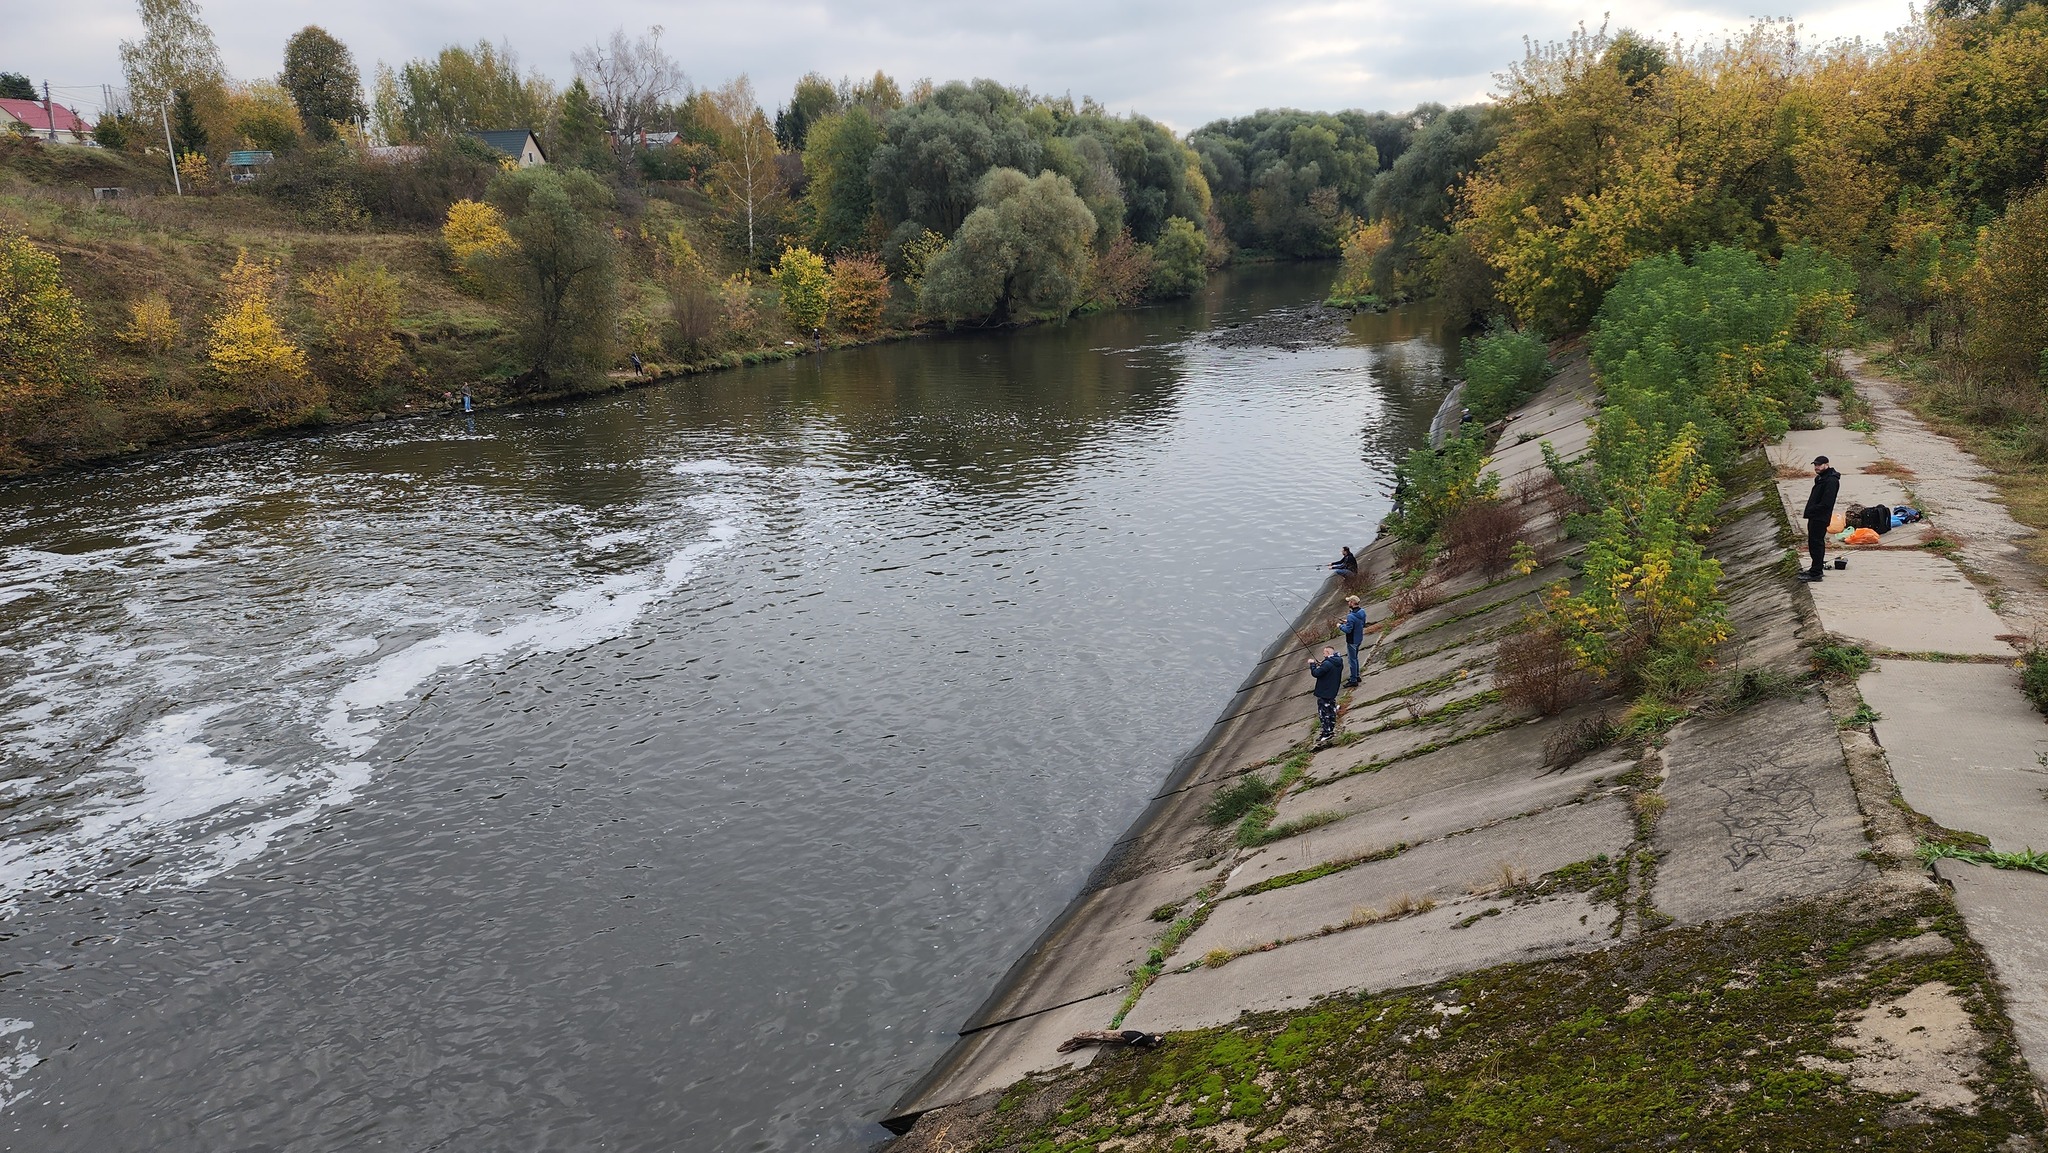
[306,261,404,386]
[0,232,89,444]
[207,251,319,421]
[708,76,782,265]
[1962,188,2048,383]
[120,0,226,119]
[442,198,514,282]
[827,254,890,335]
[120,294,181,354]
[223,80,301,152]
[771,246,831,331]
[373,41,555,143]
[280,25,366,141]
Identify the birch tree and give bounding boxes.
[709,76,781,264]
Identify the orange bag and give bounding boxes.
[1845,527,1881,545]
[1827,512,1847,533]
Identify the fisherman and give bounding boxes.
[1329,546,1358,576]
[1340,595,1369,687]
[630,352,645,377]
[1799,455,1841,582]
[1310,646,1345,747]
[461,387,473,414]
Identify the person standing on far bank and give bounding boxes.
[1340,594,1368,687]
[1799,455,1840,582]
[1310,645,1345,747]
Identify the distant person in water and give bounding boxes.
[1340,594,1369,687]
[1330,546,1358,576]
[1310,646,1345,746]
[461,387,472,414]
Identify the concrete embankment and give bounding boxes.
[881,353,2048,1148]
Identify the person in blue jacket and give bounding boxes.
[1310,646,1345,746]
[1339,595,1369,687]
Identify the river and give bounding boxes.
[0,264,1456,1151]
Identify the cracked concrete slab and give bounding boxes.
[1231,759,1627,891]
[1120,892,1611,1034]
[963,859,1223,1031]
[1859,660,2048,853]
[1805,551,2017,657]
[1654,694,1876,925]
[1934,858,2048,1098]
[1183,797,1633,958]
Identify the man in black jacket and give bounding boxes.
[1310,646,1345,746]
[1800,455,1841,582]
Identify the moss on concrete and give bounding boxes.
[904,893,2044,1151]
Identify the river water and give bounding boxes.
[0,264,1454,1151]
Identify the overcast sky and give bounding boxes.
[42,0,1917,131]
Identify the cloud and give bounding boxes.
[34,0,1917,129]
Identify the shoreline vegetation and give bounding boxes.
[1,6,1477,480]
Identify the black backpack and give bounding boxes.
[1859,505,1892,534]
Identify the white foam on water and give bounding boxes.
[0,1019,38,1112]
[319,515,744,759]
[0,708,287,897]
[584,528,650,552]
[670,458,763,476]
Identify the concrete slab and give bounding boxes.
[1655,694,1876,925]
[1486,422,1594,482]
[1121,892,1611,1033]
[1933,858,2048,1098]
[1285,723,1636,823]
[1183,798,1632,958]
[1805,551,2016,657]
[963,859,1223,1031]
[1858,660,2048,853]
[886,992,1116,1122]
[1232,763,1625,891]
[1773,430,1881,476]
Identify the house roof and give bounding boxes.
[0,98,89,135]
[466,129,545,161]
[226,150,274,167]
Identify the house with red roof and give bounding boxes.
[0,97,91,143]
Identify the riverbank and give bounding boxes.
[880,354,2048,1149]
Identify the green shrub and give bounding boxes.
[1812,643,1872,679]
[1204,773,1277,826]
[1461,326,1552,422]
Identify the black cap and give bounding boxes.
[1812,455,1829,465]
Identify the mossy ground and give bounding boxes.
[901,892,2043,1152]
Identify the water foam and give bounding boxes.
[0,1019,38,1112]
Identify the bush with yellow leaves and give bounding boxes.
[305,262,404,387]
[120,294,181,355]
[441,199,513,285]
[206,251,321,422]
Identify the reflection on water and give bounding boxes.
[0,265,1456,1151]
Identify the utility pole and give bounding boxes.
[41,80,57,141]
[161,104,182,195]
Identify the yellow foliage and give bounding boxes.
[0,230,89,421]
[177,152,213,190]
[442,199,514,278]
[1332,219,1392,299]
[121,294,181,355]
[306,262,404,385]
[208,252,319,421]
